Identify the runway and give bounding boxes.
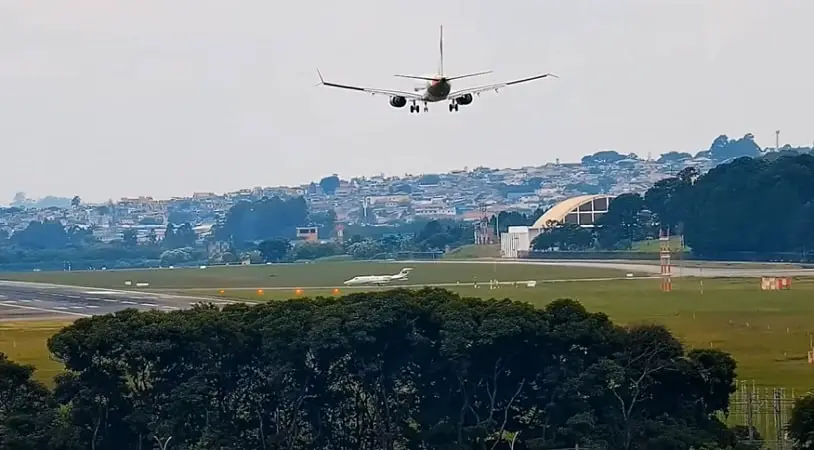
[0,280,233,322]
[402,259,814,278]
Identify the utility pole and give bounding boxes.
[776,129,780,151]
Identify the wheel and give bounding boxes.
[449,103,453,112]
[454,104,459,111]
[409,105,415,113]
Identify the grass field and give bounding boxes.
[442,244,501,259]
[0,321,71,386]
[0,261,637,290]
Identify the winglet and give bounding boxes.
[314,69,325,87]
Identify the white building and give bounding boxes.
[500,226,539,258]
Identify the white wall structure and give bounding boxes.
[500,226,535,258]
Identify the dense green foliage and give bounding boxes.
[0,290,761,450]
[532,154,814,260]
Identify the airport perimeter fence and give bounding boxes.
[723,380,805,450]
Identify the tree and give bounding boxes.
[0,353,58,450]
[41,290,739,450]
[122,229,138,247]
[788,393,814,450]
[257,238,291,262]
[531,222,594,251]
[319,175,340,195]
[214,196,308,244]
[595,193,650,249]
[70,196,81,208]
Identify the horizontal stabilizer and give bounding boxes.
[445,70,493,81]
[394,74,439,81]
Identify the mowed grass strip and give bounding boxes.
[192,277,814,392]
[0,262,635,289]
[0,321,72,387]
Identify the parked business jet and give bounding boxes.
[343,268,414,286]
[316,25,557,113]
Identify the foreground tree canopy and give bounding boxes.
[0,289,761,449]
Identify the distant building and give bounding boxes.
[295,226,318,242]
[530,194,615,229]
[500,194,616,258]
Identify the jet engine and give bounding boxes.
[389,96,407,108]
[456,93,473,105]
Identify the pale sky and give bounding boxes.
[2,0,813,203]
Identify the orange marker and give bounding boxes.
[257,289,264,295]
[295,288,303,296]
[332,288,340,295]
[219,289,225,295]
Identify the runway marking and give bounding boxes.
[67,295,81,299]
[140,303,158,307]
[53,306,67,310]
[86,305,99,309]
[69,306,85,309]
[121,301,137,305]
[0,301,91,317]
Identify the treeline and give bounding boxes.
[8,289,814,449]
[227,219,474,263]
[533,154,814,260]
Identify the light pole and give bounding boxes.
[154,436,172,450]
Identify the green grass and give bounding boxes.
[442,244,500,259]
[0,321,72,386]
[0,262,635,290]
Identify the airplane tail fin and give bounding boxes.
[439,25,444,76]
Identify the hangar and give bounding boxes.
[500,194,615,257]
[531,194,615,229]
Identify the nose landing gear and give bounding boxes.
[409,101,430,113]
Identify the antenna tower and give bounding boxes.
[660,228,672,292]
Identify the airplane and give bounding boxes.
[316,25,558,113]
[343,268,414,286]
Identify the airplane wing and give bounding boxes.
[448,73,558,98]
[317,70,425,100]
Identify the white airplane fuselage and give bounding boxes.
[420,79,452,102]
[343,269,413,286]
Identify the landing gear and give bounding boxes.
[448,101,459,112]
[423,101,429,112]
[409,102,421,114]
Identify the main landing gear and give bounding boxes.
[448,102,459,112]
[409,101,429,113]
